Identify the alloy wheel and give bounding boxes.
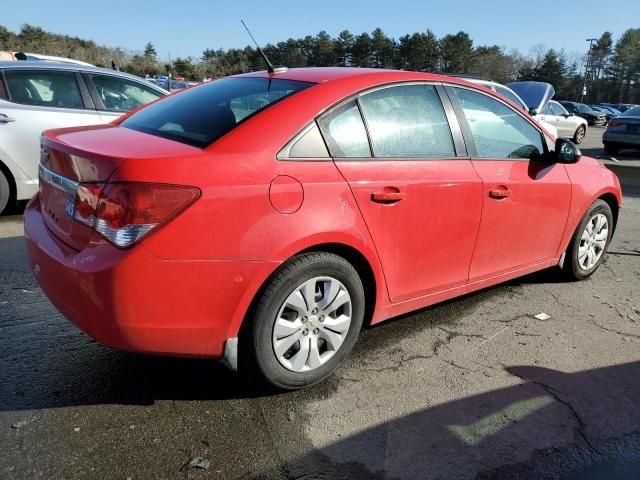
[272,276,352,372]
[578,213,608,271]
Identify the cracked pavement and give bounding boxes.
[1,132,640,479]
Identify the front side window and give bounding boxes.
[452,87,544,160]
[121,77,312,148]
[91,74,163,112]
[4,70,83,109]
[317,100,371,158]
[358,84,455,158]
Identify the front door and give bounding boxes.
[318,84,483,302]
[448,86,572,281]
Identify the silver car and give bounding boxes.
[0,61,167,214]
[602,106,640,154]
[538,100,589,144]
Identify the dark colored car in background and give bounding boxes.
[603,105,640,154]
[559,101,607,126]
[590,106,616,122]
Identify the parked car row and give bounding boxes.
[0,61,168,214]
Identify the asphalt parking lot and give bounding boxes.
[1,127,639,480]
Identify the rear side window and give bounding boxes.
[452,87,544,160]
[4,70,84,109]
[358,84,455,158]
[318,100,371,158]
[90,74,163,112]
[121,77,312,148]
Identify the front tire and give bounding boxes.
[241,252,365,390]
[563,200,613,280]
[573,125,586,144]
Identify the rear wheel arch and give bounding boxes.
[239,243,378,342]
[297,243,377,328]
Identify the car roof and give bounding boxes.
[0,61,168,90]
[235,67,462,84]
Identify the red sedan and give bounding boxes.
[24,68,622,390]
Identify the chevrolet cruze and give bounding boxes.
[24,68,622,390]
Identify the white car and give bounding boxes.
[507,81,588,144]
[0,61,167,213]
[538,100,589,144]
[465,78,559,138]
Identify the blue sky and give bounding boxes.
[4,0,637,61]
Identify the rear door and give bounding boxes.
[83,72,165,122]
[0,68,101,182]
[320,83,483,303]
[447,86,571,281]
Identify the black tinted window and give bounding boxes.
[318,100,371,157]
[359,85,455,158]
[121,77,312,148]
[4,70,83,109]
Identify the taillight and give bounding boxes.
[608,120,623,127]
[72,182,200,248]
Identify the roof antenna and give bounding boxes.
[241,20,284,74]
[111,60,120,71]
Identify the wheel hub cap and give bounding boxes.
[272,276,352,373]
[578,213,608,271]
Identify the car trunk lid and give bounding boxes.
[39,124,202,250]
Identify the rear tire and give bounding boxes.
[563,200,613,280]
[0,170,11,215]
[573,125,586,144]
[240,252,365,390]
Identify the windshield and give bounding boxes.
[577,104,592,113]
[622,106,640,117]
[121,77,313,148]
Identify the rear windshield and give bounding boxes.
[121,77,313,148]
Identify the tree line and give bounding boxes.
[1,24,638,103]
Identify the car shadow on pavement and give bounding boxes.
[258,362,640,480]
[0,228,622,415]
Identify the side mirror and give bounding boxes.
[562,113,571,118]
[528,107,538,116]
[555,138,581,163]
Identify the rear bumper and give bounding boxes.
[603,131,640,147]
[24,196,270,358]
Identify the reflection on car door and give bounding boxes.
[0,69,102,182]
[320,84,483,302]
[448,86,571,281]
